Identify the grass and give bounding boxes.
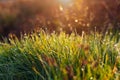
[0,30,120,80]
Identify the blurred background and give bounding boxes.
[0,0,120,38]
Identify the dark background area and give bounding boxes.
[0,0,120,38]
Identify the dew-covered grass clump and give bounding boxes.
[0,31,120,80]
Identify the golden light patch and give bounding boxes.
[59,5,64,11]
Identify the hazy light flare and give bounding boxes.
[58,0,73,6]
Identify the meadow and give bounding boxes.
[0,0,120,80]
[0,30,120,80]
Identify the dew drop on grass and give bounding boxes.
[90,77,93,80]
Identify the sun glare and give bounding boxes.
[58,0,72,5]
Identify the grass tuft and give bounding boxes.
[0,31,120,80]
